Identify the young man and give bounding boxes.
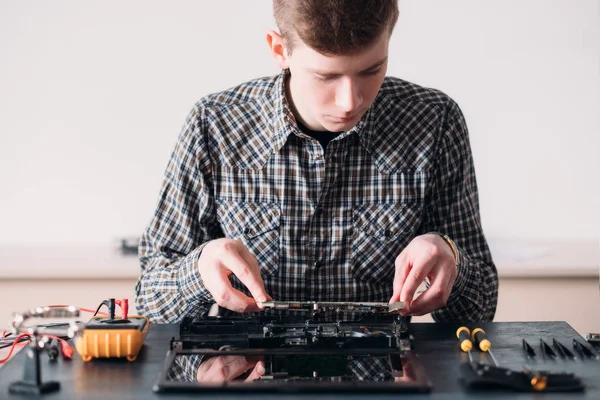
[135,0,498,325]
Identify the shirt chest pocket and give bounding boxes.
[352,203,422,284]
[216,200,281,278]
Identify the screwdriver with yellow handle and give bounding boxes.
[456,326,474,363]
[471,328,499,366]
[471,328,548,391]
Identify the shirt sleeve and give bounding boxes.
[422,99,499,322]
[166,354,205,383]
[135,103,222,323]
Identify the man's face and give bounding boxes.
[285,33,390,132]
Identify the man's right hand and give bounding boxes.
[198,238,272,313]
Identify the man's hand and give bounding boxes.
[389,233,457,316]
[196,355,265,383]
[199,238,272,313]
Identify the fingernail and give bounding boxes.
[258,296,267,303]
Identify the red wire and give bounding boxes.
[1,303,108,363]
[45,304,108,316]
[0,333,75,363]
[0,333,31,363]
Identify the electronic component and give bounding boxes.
[155,312,431,393]
[258,300,404,314]
[74,298,149,362]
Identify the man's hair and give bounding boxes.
[273,0,399,56]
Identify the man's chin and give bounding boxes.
[322,112,365,132]
[322,119,358,132]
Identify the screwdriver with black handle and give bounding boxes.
[456,326,474,363]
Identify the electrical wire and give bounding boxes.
[45,304,108,316]
[0,303,109,364]
[0,333,30,363]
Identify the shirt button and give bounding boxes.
[331,156,337,163]
[315,208,323,217]
[243,227,252,235]
[384,229,393,238]
[313,261,322,268]
[314,154,323,161]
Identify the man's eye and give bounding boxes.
[362,67,382,76]
[315,75,335,82]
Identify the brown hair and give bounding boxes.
[273,0,399,56]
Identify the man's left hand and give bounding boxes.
[389,233,457,316]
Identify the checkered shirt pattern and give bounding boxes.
[135,70,498,323]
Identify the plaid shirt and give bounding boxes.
[135,70,498,323]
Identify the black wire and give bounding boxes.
[36,322,74,328]
[0,337,30,349]
[93,301,107,317]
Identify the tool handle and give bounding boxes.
[456,327,472,352]
[472,328,492,352]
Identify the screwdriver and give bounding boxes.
[471,328,499,366]
[522,366,548,391]
[456,326,474,363]
[473,328,548,391]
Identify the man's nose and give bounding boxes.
[335,77,362,113]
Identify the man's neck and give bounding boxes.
[285,71,324,132]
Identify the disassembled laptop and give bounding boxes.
[154,299,434,393]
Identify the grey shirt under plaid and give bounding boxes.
[135,70,498,323]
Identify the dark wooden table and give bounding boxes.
[0,321,598,399]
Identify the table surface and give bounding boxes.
[0,321,599,399]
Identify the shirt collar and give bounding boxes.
[267,69,378,153]
[266,69,297,154]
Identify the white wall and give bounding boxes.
[1,0,599,247]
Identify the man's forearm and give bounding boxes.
[135,243,212,323]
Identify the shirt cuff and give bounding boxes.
[177,242,212,307]
[429,231,471,301]
[447,243,472,303]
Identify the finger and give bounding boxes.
[223,250,270,305]
[400,256,437,306]
[208,269,260,312]
[222,356,253,381]
[245,360,266,382]
[390,251,410,303]
[202,356,250,382]
[237,247,272,306]
[407,268,452,316]
[197,356,230,382]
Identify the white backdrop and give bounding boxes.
[1,0,598,247]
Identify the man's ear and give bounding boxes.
[266,30,289,70]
